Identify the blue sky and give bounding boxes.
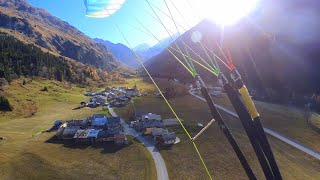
[27,0,204,47]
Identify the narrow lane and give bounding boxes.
[108,107,169,180]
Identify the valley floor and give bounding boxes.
[0,79,156,180]
[115,78,320,180]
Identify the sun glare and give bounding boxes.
[195,0,259,26]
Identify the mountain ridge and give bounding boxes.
[135,34,179,62]
[0,0,120,71]
[145,17,320,100]
[94,38,140,68]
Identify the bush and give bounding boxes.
[41,86,48,91]
[0,95,13,111]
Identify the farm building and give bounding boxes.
[93,114,106,118]
[87,129,101,138]
[131,113,164,131]
[58,126,80,139]
[87,102,99,108]
[92,117,108,126]
[150,128,176,145]
[162,131,176,145]
[126,88,140,97]
[91,96,107,104]
[151,128,166,137]
[107,117,122,129]
[84,92,95,96]
[142,113,161,121]
[110,96,131,107]
[55,116,126,145]
[144,127,158,135]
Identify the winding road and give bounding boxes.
[108,107,169,180]
[189,89,320,160]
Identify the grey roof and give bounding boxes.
[97,129,121,137]
[108,117,120,124]
[126,88,136,91]
[142,113,161,121]
[62,126,80,138]
[151,128,166,136]
[142,121,164,128]
[162,131,176,141]
[73,129,90,139]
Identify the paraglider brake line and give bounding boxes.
[191,118,216,142]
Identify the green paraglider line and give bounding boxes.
[86,1,281,179]
[133,15,219,78]
[153,1,281,179]
[131,22,219,77]
[104,8,213,180]
[166,0,220,73]
[136,0,221,75]
[144,0,196,75]
[135,20,196,77]
[143,1,257,179]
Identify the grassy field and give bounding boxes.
[0,78,156,180]
[115,78,320,180]
[310,113,320,129]
[211,95,320,151]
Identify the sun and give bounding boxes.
[195,0,260,26]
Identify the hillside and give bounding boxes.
[0,78,156,179]
[94,38,140,69]
[0,33,127,85]
[145,1,320,101]
[0,0,119,70]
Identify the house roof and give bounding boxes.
[114,134,126,139]
[151,128,166,136]
[126,88,137,91]
[87,129,101,138]
[92,118,108,126]
[73,129,91,139]
[142,121,164,128]
[108,117,120,124]
[97,129,121,137]
[162,132,176,141]
[62,126,80,136]
[142,113,161,121]
[54,120,62,126]
[93,114,106,118]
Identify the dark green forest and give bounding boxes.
[0,33,118,84]
[0,33,75,82]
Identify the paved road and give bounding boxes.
[108,107,169,180]
[189,89,320,160]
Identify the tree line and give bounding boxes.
[0,33,123,84]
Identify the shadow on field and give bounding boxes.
[45,136,128,154]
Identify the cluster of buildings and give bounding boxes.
[55,114,127,145]
[81,86,141,108]
[130,113,177,146]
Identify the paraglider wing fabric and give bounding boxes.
[84,0,125,18]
